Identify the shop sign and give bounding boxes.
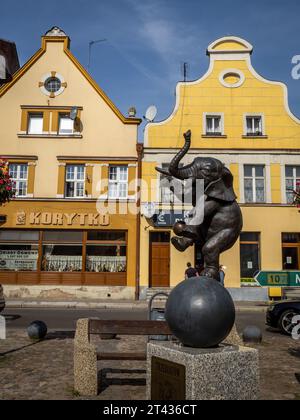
[15,212,110,227]
[0,250,38,271]
[152,211,189,227]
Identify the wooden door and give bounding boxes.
[150,242,170,287]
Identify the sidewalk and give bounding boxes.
[4,298,269,312]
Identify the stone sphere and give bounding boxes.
[165,276,235,348]
[27,321,48,340]
[242,326,262,344]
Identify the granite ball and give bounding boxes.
[27,321,48,340]
[165,276,235,348]
[242,326,262,344]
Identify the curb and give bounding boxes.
[4,300,268,312]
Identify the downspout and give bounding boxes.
[135,142,143,300]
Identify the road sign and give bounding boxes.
[255,271,300,287]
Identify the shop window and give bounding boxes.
[108,166,128,199]
[87,231,126,241]
[0,230,39,272]
[285,166,300,204]
[9,163,28,197]
[240,232,260,279]
[86,230,127,273]
[28,113,43,134]
[43,231,83,242]
[244,165,265,203]
[65,165,85,198]
[59,113,74,135]
[42,244,82,272]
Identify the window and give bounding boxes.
[0,230,127,274]
[65,165,85,198]
[0,231,39,272]
[240,232,260,279]
[285,166,300,204]
[59,114,74,135]
[205,115,222,135]
[160,163,185,204]
[282,233,300,270]
[108,166,128,199]
[244,165,265,203]
[245,116,263,136]
[44,77,61,93]
[9,163,28,197]
[86,230,127,273]
[28,113,43,134]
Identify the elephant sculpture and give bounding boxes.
[156,130,243,280]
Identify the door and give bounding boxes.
[150,232,170,287]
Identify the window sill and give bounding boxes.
[18,133,83,139]
[202,134,227,139]
[242,135,268,139]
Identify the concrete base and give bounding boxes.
[3,285,135,300]
[147,342,259,400]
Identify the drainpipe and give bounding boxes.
[135,142,143,300]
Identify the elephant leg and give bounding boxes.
[201,229,233,280]
[171,236,193,252]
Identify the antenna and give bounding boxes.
[144,105,157,122]
[88,39,107,71]
[181,62,189,82]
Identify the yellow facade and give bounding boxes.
[0,27,141,298]
[141,36,300,291]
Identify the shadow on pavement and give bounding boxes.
[45,331,75,340]
[99,368,146,393]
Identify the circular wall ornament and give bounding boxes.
[219,68,245,88]
[39,72,67,97]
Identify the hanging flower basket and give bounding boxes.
[0,159,15,205]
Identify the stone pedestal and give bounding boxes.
[147,342,259,400]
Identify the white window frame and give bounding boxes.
[58,114,74,135]
[9,163,28,197]
[244,165,266,203]
[203,113,224,136]
[243,114,265,136]
[65,165,85,198]
[27,113,44,135]
[108,166,128,199]
[285,165,300,204]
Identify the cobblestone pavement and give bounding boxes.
[0,327,300,400]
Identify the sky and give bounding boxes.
[1,0,300,139]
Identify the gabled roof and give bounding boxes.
[0,32,141,125]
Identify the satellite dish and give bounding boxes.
[144,105,157,122]
[70,107,78,121]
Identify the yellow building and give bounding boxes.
[0,27,141,300]
[140,36,300,300]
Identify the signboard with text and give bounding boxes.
[152,211,190,227]
[255,271,300,287]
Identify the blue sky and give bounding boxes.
[1,0,300,138]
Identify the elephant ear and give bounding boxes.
[205,166,237,202]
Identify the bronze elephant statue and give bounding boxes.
[156,130,243,280]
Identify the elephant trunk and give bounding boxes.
[169,130,195,180]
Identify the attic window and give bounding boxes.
[39,72,66,97]
[219,69,245,88]
[45,77,61,93]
